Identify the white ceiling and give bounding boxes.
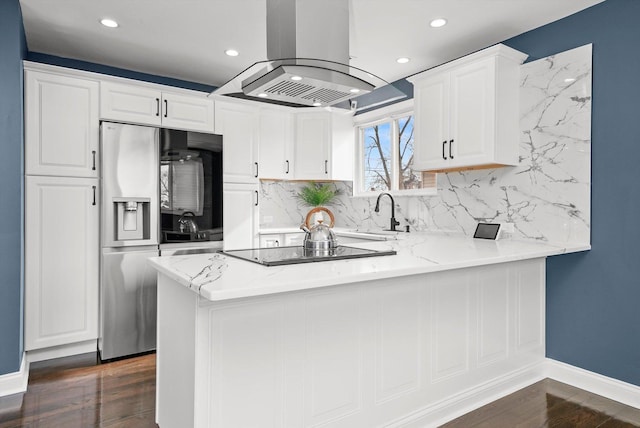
[19,0,604,88]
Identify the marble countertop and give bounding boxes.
[148,232,590,302]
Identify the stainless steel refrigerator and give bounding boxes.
[99,122,160,361]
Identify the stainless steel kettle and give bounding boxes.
[178,211,199,234]
[300,207,338,251]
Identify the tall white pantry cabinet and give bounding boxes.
[24,67,100,354]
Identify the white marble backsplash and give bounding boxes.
[260,44,592,247]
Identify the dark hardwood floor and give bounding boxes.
[0,353,157,428]
[442,378,640,428]
[1,352,638,427]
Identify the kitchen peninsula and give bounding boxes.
[149,233,588,427]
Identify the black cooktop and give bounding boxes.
[222,245,396,266]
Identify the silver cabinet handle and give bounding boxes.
[92,150,96,171]
[285,160,290,174]
[254,162,259,178]
[164,99,168,118]
[324,160,328,174]
[92,186,96,206]
[449,139,454,159]
[254,190,259,206]
[156,98,160,116]
[442,140,447,160]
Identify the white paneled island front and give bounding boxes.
[148,233,588,428]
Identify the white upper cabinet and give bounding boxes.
[293,112,332,180]
[215,100,260,184]
[100,82,214,132]
[258,107,293,180]
[408,44,527,173]
[161,92,214,132]
[25,70,100,178]
[293,111,354,181]
[213,97,354,182]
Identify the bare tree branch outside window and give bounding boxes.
[363,116,427,192]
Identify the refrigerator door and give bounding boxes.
[100,246,159,360]
[101,122,159,247]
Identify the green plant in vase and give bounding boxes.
[296,182,341,228]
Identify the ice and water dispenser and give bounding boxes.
[113,197,151,241]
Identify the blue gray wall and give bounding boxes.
[504,0,640,386]
[27,52,216,93]
[0,0,27,375]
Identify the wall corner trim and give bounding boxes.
[545,358,640,409]
[0,353,29,398]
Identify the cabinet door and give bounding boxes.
[223,183,259,250]
[25,71,99,177]
[25,175,99,350]
[259,234,283,248]
[412,74,449,171]
[216,101,259,184]
[161,92,214,133]
[294,112,331,180]
[100,82,162,126]
[283,232,305,246]
[259,108,293,180]
[448,58,496,168]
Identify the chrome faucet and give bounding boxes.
[374,192,400,231]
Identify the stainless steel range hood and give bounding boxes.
[212,0,402,109]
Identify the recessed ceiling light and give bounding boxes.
[290,75,302,81]
[225,49,239,57]
[257,93,268,98]
[100,18,119,28]
[430,18,447,28]
[350,88,361,93]
[396,57,410,64]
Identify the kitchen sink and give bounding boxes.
[337,229,408,241]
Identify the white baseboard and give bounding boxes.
[0,353,29,398]
[26,339,97,363]
[544,358,640,409]
[389,362,547,428]
[391,359,640,427]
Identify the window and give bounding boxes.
[355,101,436,195]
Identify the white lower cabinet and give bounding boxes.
[25,175,99,351]
[223,183,259,251]
[259,232,305,248]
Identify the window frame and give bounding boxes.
[353,99,437,197]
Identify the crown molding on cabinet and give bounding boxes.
[23,61,211,98]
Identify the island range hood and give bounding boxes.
[212,0,402,109]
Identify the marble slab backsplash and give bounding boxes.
[259,44,592,247]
